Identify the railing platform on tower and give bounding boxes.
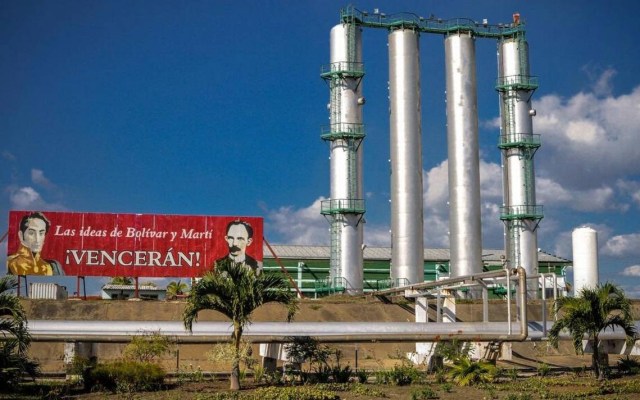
[340,6,525,39]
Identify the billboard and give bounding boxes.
[6,210,263,277]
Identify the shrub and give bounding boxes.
[537,362,551,377]
[350,383,387,397]
[123,332,172,363]
[445,356,498,386]
[355,368,369,383]
[86,360,165,393]
[411,386,438,400]
[251,386,339,400]
[617,356,640,375]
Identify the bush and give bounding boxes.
[617,356,640,375]
[123,332,172,363]
[86,360,165,393]
[375,362,422,386]
[445,356,498,386]
[411,386,438,399]
[252,386,339,400]
[537,362,551,377]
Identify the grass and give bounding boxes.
[5,372,640,400]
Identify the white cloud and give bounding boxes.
[31,168,55,189]
[617,179,640,208]
[7,186,66,211]
[621,265,640,277]
[422,159,506,249]
[363,223,391,247]
[424,160,449,209]
[582,65,616,97]
[535,82,640,190]
[602,233,640,257]
[265,197,329,245]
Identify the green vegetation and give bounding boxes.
[84,360,165,393]
[444,355,498,386]
[283,336,353,384]
[167,279,189,299]
[549,282,636,380]
[109,276,133,285]
[0,276,38,390]
[183,262,298,390]
[122,331,172,363]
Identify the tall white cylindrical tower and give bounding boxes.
[496,32,542,295]
[389,28,424,285]
[445,32,483,278]
[572,226,599,295]
[320,23,365,294]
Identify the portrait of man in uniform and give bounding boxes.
[215,219,261,274]
[7,211,63,276]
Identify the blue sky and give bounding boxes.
[2,1,639,296]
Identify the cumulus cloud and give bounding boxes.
[534,82,640,190]
[617,179,640,209]
[265,197,393,247]
[265,197,329,245]
[602,233,640,257]
[422,159,506,249]
[31,168,55,189]
[582,65,617,97]
[537,179,623,212]
[621,265,640,277]
[7,186,66,211]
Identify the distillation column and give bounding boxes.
[445,32,483,279]
[320,23,365,294]
[389,28,424,285]
[496,29,542,293]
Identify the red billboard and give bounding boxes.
[6,211,263,277]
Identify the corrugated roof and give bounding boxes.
[263,244,571,263]
[102,284,165,291]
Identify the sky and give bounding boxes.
[1,1,639,296]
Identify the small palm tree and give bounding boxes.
[0,276,38,388]
[110,276,133,285]
[446,355,498,386]
[549,282,636,380]
[166,280,188,299]
[183,261,298,390]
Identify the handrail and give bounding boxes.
[372,267,528,341]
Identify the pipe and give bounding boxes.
[23,320,531,344]
[374,268,515,296]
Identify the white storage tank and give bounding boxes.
[29,283,68,299]
[571,226,599,295]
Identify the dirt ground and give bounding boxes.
[6,373,640,400]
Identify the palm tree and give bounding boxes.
[549,282,637,380]
[183,261,298,390]
[446,354,498,386]
[0,276,38,388]
[166,280,188,299]
[110,276,133,285]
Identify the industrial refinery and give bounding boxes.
[4,6,639,394]
[320,7,545,295]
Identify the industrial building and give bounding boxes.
[262,244,571,298]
